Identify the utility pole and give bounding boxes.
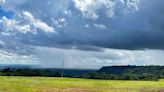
[61,59,64,77]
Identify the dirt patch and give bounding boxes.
[62,88,91,92]
[41,87,90,92]
[160,88,164,92]
[139,86,161,92]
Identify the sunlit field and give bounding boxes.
[0,76,163,92]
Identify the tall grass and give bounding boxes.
[0,76,163,92]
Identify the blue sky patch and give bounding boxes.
[0,7,13,19]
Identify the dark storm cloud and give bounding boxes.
[0,0,164,50]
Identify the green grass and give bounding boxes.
[0,76,163,92]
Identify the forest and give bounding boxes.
[0,65,163,81]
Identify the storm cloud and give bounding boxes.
[0,0,164,50]
[0,0,164,68]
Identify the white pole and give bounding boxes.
[61,59,64,77]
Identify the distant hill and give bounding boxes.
[0,64,36,69]
[0,65,163,80]
[88,65,164,80]
[0,64,96,77]
[98,65,164,75]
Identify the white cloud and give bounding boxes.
[74,0,140,19]
[64,10,72,16]
[93,23,106,29]
[0,16,33,34]
[0,50,39,65]
[74,0,101,19]
[0,11,55,34]
[22,11,55,32]
[52,17,67,28]
[84,23,106,30]
[84,24,90,28]
[0,40,5,46]
[0,0,6,4]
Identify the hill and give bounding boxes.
[0,65,163,80]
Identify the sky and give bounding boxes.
[0,0,164,69]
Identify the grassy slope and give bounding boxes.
[0,76,163,92]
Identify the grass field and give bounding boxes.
[0,76,163,92]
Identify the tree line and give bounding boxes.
[84,65,164,80]
[0,68,61,77]
[0,65,163,81]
